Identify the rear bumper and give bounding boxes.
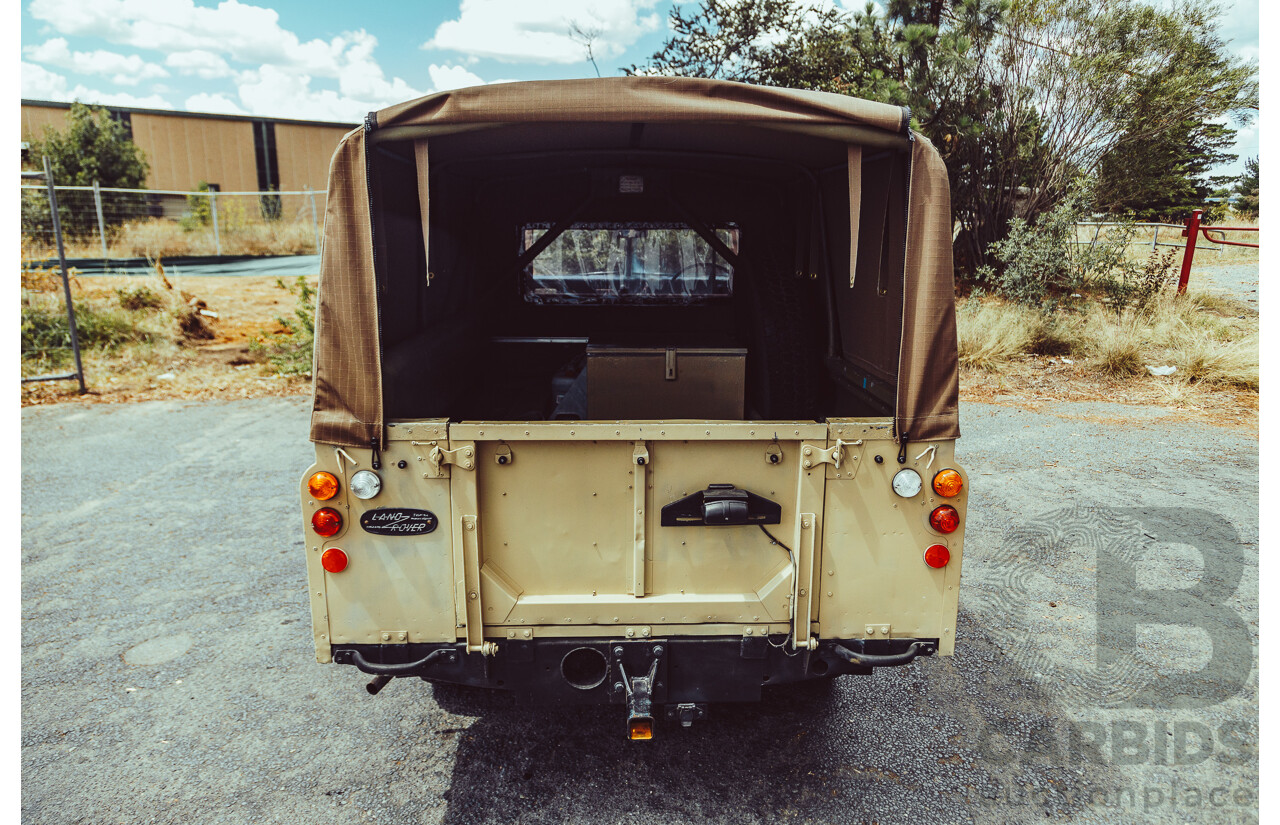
[332,635,938,704]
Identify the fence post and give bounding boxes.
[43,156,87,393]
[307,186,321,253]
[1177,209,1202,294]
[1152,225,1158,252]
[210,190,222,256]
[92,180,108,261]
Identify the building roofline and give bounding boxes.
[21,99,356,130]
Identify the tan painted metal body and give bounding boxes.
[301,418,966,663]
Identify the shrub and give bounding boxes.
[982,187,1136,306]
[1098,249,1179,315]
[115,284,164,311]
[249,276,316,376]
[22,292,152,367]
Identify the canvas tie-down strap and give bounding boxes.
[847,144,862,288]
[414,140,430,289]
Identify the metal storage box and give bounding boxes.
[586,346,747,419]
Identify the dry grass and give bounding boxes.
[23,216,318,260]
[1091,322,1145,377]
[957,286,1258,392]
[957,301,1039,368]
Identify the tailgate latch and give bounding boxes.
[801,438,861,470]
[427,444,475,471]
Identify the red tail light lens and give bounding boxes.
[929,505,959,534]
[321,548,348,573]
[924,544,951,568]
[312,507,342,537]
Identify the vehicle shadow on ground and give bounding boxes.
[431,609,1122,825]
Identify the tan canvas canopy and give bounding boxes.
[309,76,959,447]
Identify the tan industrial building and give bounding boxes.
[21,99,353,197]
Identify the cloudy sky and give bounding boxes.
[19,0,1260,175]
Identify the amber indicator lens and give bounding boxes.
[628,718,654,741]
[923,544,951,569]
[312,507,343,537]
[929,505,959,534]
[321,548,348,573]
[308,471,339,501]
[932,469,963,498]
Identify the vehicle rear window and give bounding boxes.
[521,223,737,305]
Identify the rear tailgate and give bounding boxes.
[445,422,828,648]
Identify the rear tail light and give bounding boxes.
[932,468,963,497]
[308,471,339,501]
[929,505,959,534]
[312,507,342,537]
[924,544,951,568]
[321,548,348,573]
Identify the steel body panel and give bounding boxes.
[304,417,966,663]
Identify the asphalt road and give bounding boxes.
[21,397,1258,824]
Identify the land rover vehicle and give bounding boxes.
[300,77,966,738]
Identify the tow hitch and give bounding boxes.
[618,645,661,740]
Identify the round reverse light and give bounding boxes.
[929,505,959,534]
[349,470,382,500]
[312,507,342,537]
[933,468,963,498]
[308,471,339,501]
[321,548,348,573]
[924,544,950,569]
[892,468,922,498]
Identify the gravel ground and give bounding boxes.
[1186,261,1259,307]
[21,397,1258,824]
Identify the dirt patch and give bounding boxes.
[21,274,313,407]
[961,357,1259,430]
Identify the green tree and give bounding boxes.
[629,0,1256,279]
[24,103,150,238]
[1234,157,1259,219]
[1093,119,1237,221]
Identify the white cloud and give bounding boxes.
[21,62,69,100]
[427,64,486,92]
[28,0,427,120]
[235,65,362,122]
[166,50,234,79]
[22,62,173,108]
[23,37,168,86]
[184,92,246,115]
[30,0,339,75]
[425,0,662,64]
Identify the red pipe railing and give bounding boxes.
[1177,209,1260,293]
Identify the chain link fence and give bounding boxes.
[21,169,330,390]
[20,184,326,266]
